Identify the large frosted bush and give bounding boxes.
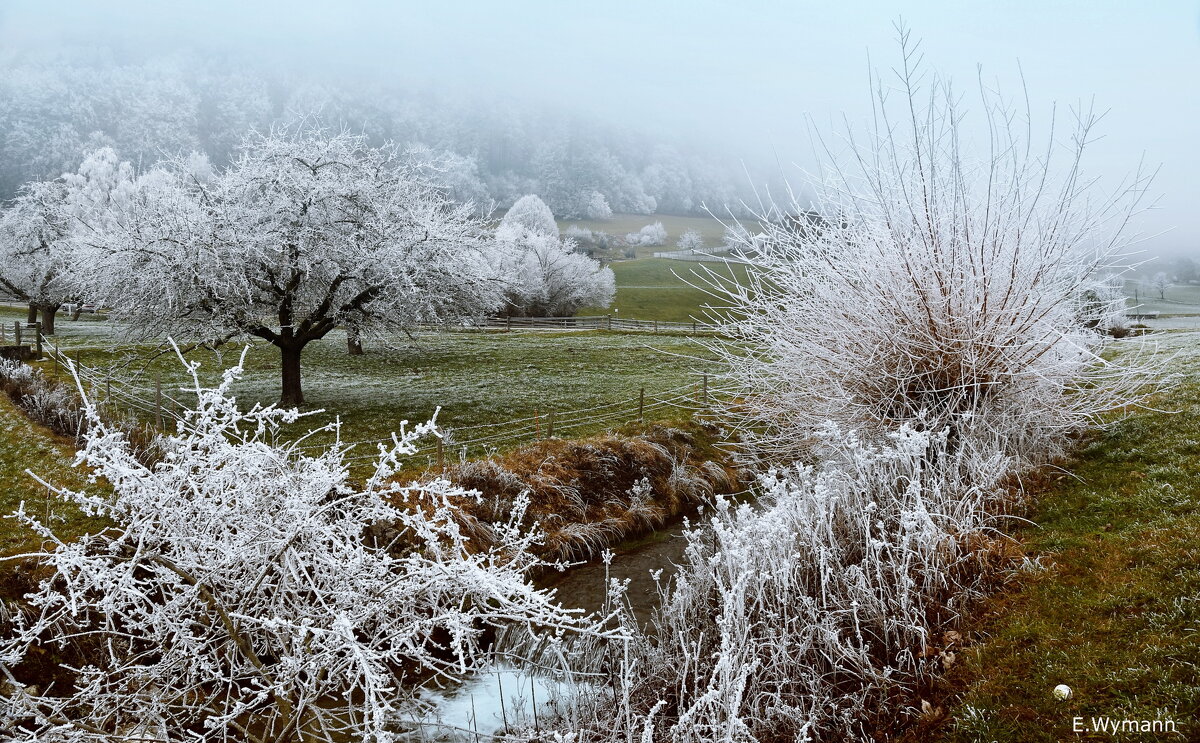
[708,33,1154,465]
[0,352,603,742]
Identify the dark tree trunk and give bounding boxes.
[346,327,364,356]
[279,343,305,407]
[26,304,37,324]
[39,304,59,335]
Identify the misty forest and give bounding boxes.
[0,3,1197,742]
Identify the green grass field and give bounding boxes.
[580,257,753,322]
[0,393,108,559]
[925,329,1200,742]
[1124,280,1200,314]
[0,306,723,472]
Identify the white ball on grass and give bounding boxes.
[1053,684,1072,701]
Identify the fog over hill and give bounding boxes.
[1,0,1198,256]
[0,46,759,218]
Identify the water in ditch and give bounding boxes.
[402,522,693,739]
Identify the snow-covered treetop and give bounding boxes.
[501,193,559,238]
[676,229,704,251]
[0,147,136,308]
[78,129,502,345]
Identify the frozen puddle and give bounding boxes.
[402,663,577,740]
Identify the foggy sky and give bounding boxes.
[2,0,1197,257]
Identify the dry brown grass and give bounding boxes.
[410,419,745,562]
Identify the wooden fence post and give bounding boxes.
[535,409,541,439]
[638,387,645,423]
[14,321,21,347]
[547,411,555,438]
[33,322,42,357]
[606,314,612,331]
[506,316,511,332]
[692,320,697,334]
[52,338,58,376]
[155,371,163,431]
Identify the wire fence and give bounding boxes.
[464,315,716,334]
[28,328,713,471]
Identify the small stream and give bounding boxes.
[539,521,691,630]
[405,522,693,739]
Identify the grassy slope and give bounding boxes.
[926,332,1200,742]
[580,257,752,322]
[1124,281,1200,314]
[0,393,107,560]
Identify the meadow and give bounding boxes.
[1124,279,1200,314]
[0,305,723,469]
[579,257,752,322]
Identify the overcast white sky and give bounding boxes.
[2,0,1198,256]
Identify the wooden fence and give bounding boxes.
[479,315,713,334]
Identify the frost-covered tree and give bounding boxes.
[707,31,1153,464]
[1150,271,1170,300]
[0,181,73,330]
[1076,274,1129,335]
[675,229,704,251]
[0,148,136,333]
[79,130,501,405]
[502,193,559,237]
[493,221,615,317]
[624,221,667,247]
[585,190,613,220]
[406,143,493,215]
[0,353,604,742]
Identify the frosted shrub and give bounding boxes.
[0,351,606,742]
[624,221,667,247]
[566,425,1012,742]
[565,225,594,242]
[495,219,615,317]
[0,358,35,387]
[708,32,1154,465]
[1076,274,1131,336]
[585,191,613,220]
[676,229,704,251]
[0,358,86,439]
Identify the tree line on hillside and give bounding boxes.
[0,49,750,220]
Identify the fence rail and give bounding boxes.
[478,315,714,333]
[651,247,752,264]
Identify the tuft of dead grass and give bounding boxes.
[412,419,746,563]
